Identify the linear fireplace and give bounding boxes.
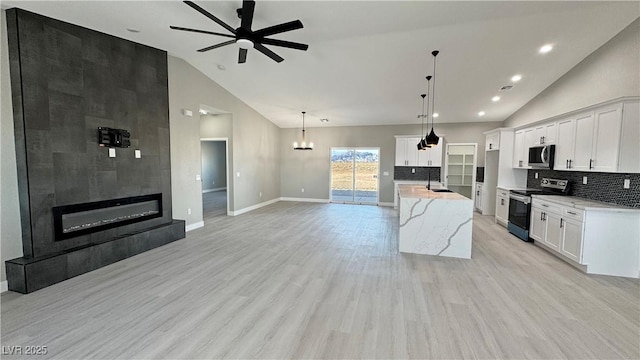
[52,194,163,241]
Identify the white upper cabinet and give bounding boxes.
[618,100,640,173]
[517,98,638,173]
[396,136,443,167]
[396,137,419,166]
[420,140,444,167]
[555,118,575,170]
[485,131,500,151]
[513,130,526,168]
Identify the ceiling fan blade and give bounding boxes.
[240,0,255,31]
[184,1,236,35]
[170,26,235,39]
[254,43,284,63]
[239,48,248,63]
[253,20,303,37]
[260,38,308,51]
[197,40,236,52]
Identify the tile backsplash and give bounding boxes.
[527,170,640,208]
[394,167,441,182]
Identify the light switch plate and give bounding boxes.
[134,149,141,158]
[383,171,389,176]
[411,168,415,174]
[624,179,630,189]
[196,174,201,181]
[108,148,116,158]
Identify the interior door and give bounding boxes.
[331,148,379,204]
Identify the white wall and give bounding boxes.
[168,56,281,226]
[280,122,500,203]
[504,18,640,128]
[0,11,24,283]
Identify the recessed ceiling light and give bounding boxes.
[539,44,553,54]
[492,96,501,102]
[320,118,329,123]
[126,28,141,33]
[511,74,522,82]
[478,111,485,117]
[217,64,226,71]
[433,113,439,118]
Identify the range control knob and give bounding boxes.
[541,179,549,185]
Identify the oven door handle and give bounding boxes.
[509,193,531,204]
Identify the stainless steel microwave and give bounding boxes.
[528,145,555,169]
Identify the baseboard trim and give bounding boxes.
[203,187,226,193]
[1,280,7,293]
[378,202,394,207]
[229,198,280,216]
[186,221,205,232]
[280,197,330,203]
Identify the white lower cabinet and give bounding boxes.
[494,187,509,226]
[531,198,582,263]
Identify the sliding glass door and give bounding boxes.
[330,148,380,204]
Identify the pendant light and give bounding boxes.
[420,75,432,149]
[417,93,427,150]
[426,50,440,147]
[293,111,313,150]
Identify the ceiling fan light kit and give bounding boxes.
[171,0,309,64]
[293,111,313,150]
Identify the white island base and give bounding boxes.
[398,185,474,259]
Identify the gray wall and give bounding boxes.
[168,56,281,225]
[201,141,227,190]
[1,11,23,283]
[280,121,499,203]
[504,18,640,128]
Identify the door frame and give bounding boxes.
[329,147,381,205]
[200,137,230,216]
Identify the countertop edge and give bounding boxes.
[531,195,640,212]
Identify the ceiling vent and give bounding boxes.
[499,85,514,91]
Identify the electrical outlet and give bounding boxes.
[187,208,192,215]
[383,171,389,176]
[237,172,240,177]
[134,149,141,158]
[301,188,305,193]
[212,180,215,185]
[411,168,415,174]
[259,192,262,197]
[582,176,588,185]
[535,172,538,179]
[108,148,116,158]
[624,179,630,189]
[196,174,201,181]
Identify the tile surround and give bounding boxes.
[527,169,640,208]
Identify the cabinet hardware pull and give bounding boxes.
[542,136,545,143]
[477,191,480,196]
[589,159,593,169]
[567,211,577,215]
[542,204,548,207]
[540,212,543,221]
[566,160,569,169]
[501,199,504,205]
[560,218,564,228]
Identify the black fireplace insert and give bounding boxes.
[52,194,162,241]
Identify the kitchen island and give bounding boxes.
[398,184,474,259]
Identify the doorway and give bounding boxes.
[330,147,380,204]
[201,138,229,220]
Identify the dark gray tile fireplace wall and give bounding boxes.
[527,169,640,208]
[5,8,184,292]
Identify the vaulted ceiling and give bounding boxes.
[2,1,638,128]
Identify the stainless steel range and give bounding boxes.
[507,178,569,241]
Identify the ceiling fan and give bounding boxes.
[170,0,309,64]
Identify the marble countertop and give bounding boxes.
[532,195,640,212]
[398,184,470,201]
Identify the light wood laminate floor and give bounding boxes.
[2,202,639,359]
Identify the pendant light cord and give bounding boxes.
[425,77,431,134]
[431,51,438,130]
